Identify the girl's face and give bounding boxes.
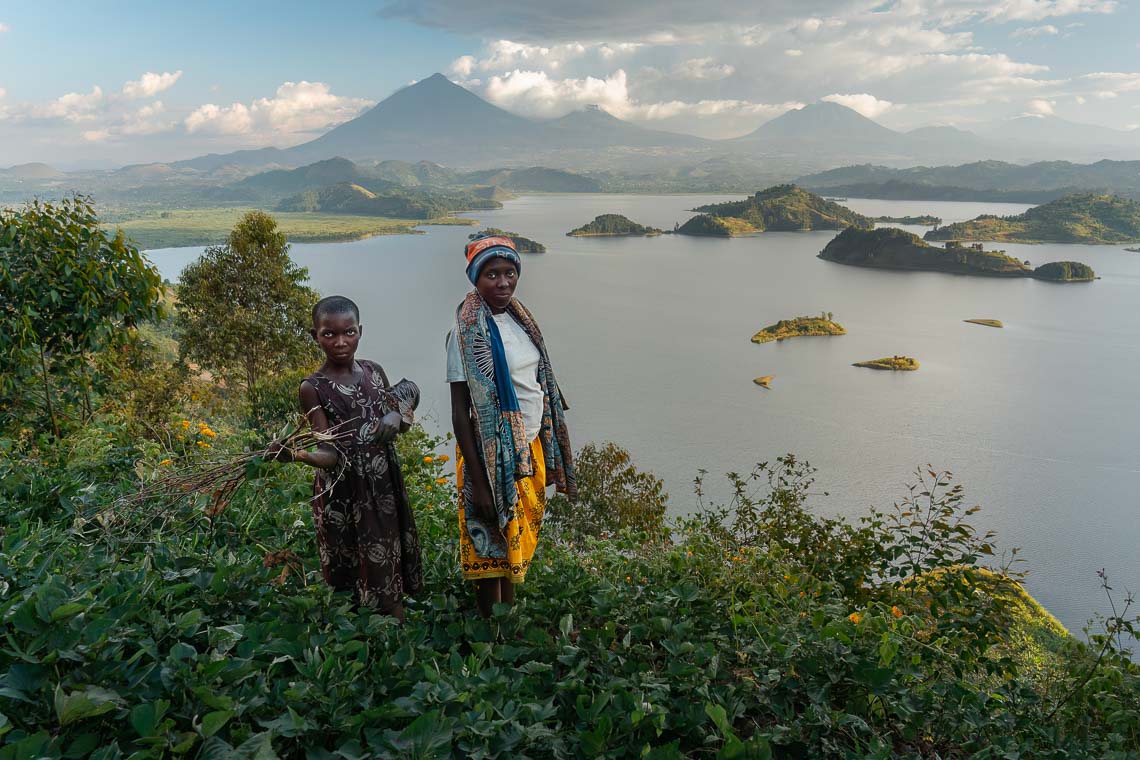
[476,258,519,313]
[312,311,362,365]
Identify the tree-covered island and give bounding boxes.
[965,319,1004,328]
[475,227,546,252]
[566,214,662,236]
[676,185,874,237]
[820,227,1096,281]
[924,193,1140,244]
[853,356,919,371]
[873,215,941,226]
[751,312,846,343]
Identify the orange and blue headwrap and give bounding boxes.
[464,235,520,285]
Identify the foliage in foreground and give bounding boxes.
[0,412,1137,759]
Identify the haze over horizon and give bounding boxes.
[2,0,1140,168]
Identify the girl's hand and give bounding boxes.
[376,410,403,444]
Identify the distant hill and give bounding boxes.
[820,227,1095,281]
[688,185,874,232]
[925,194,1140,244]
[547,105,706,149]
[799,159,1140,202]
[459,167,603,192]
[371,160,459,187]
[235,157,386,197]
[2,162,65,180]
[738,102,898,146]
[276,182,501,219]
[567,214,662,236]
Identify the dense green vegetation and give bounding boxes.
[751,313,846,344]
[925,193,1140,244]
[692,185,874,233]
[109,208,475,249]
[872,215,941,226]
[853,356,919,371]
[474,227,546,253]
[964,319,1004,328]
[675,214,757,237]
[566,214,662,237]
[1,201,1138,758]
[822,228,1025,276]
[1032,261,1097,282]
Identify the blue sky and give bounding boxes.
[2,0,1138,167]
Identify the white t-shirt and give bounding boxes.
[447,313,544,442]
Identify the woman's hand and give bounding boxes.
[266,439,294,462]
[376,410,403,444]
[470,479,498,524]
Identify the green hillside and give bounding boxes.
[691,185,874,232]
[567,214,662,236]
[276,183,501,219]
[821,227,1095,281]
[675,213,758,237]
[925,193,1140,244]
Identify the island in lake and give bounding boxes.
[752,313,846,344]
[566,214,662,237]
[676,185,873,237]
[820,228,1096,281]
[853,356,919,371]
[1125,247,1140,253]
[753,375,773,388]
[873,215,941,226]
[475,227,545,253]
[924,193,1140,244]
[964,319,1004,328]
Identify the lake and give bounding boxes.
[149,194,1140,637]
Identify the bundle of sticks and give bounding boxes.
[94,418,353,544]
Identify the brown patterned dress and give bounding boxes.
[305,360,423,612]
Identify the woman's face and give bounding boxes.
[476,258,519,313]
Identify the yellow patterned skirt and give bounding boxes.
[457,437,547,584]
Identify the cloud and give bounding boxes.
[122,71,182,98]
[1027,97,1055,114]
[27,86,105,122]
[822,92,895,117]
[81,129,111,142]
[672,57,735,80]
[0,22,9,33]
[784,49,804,56]
[482,69,632,118]
[981,0,1116,22]
[1010,24,1059,38]
[121,101,176,135]
[184,81,373,138]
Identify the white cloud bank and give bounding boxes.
[184,81,373,138]
[122,71,182,99]
[822,93,895,118]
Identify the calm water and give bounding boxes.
[150,194,1140,637]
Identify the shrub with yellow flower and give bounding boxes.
[847,612,863,625]
[423,456,434,464]
[891,606,903,619]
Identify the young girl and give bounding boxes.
[272,295,422,621]
[446,235,576,617]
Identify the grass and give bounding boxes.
[751,316,846,344]
[107,207,476,249]
[853,356,919,371]
[965,319,1004,328]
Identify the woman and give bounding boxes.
[446,234,576,617]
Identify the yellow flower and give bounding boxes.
[626,576,632,581]
[891,606,903,619]
[196,441,211,449]
[159,459,173,466]
[783,575,791,581]
[438,455,449,463]
[197,421,209,429]
[435,477,447,484]
[423,456,434,464]
[176,434,184,440]
[425,485,432,491]
[180,420,190,430]
[686,551,692,557]
[848,612,863,625]
[202,429,217,438]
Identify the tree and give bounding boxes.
[176,211,319,407]
[547,442,668,540]
[0,196,163,436]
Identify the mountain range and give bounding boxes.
[4,73,1139,199]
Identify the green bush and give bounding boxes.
[548,441,668,540]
